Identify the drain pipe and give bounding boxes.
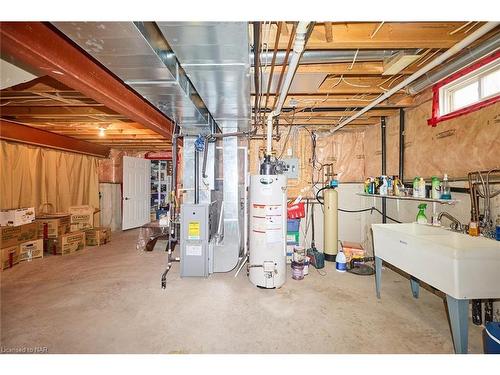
[266,21,313,156]
[408,35,500,95]
[330,22,499,133]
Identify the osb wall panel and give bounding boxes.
[404,95,500,179]
[249,129,365,197]
[364,90,500,180]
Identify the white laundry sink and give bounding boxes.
[372,222,500,354]
[372,223,500,299]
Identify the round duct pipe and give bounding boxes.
[407,34,500,95]
[251,50,407,66]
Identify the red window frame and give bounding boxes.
[427,51,500,127]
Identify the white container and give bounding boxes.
[0,207,35,227]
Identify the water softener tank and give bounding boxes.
[323,187,338,262]
[249,174,288,288]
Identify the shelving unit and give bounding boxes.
[357,192,460,218]
[356,193,459,205]
[151,160,173,216]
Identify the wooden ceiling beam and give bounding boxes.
[270,61,417,75]
[252,93,414,108]
[0,105,121,117]
[270,22,478,49]
[0,119,110,158]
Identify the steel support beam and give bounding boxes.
[0,22,175,141]
[0,119,110,158]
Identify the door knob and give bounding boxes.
[124,197,130,200]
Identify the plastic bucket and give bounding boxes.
[484,322,500,354]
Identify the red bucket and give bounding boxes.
[287,201,305,219]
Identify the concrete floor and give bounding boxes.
[1,229,484,354]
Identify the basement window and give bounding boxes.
[427,52,500,127]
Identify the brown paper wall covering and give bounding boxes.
[0,141,100,221]
[364,89,500,180]
[249,128,365,197]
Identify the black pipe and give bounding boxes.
[381,117,387,224]
[194,146,200,205]
[399,108,405,182]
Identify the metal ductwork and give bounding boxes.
[53,22,219,134]
[158,23,251,273]
[253,49,410,66]
[407,33,500,95]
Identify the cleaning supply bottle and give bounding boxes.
[440,174,451,200]
[419,177,426,198]
[379,175,388,195]
[416,203,428,224]
[431,176,441,199]
[336,241,347,272]
[335,250,347,272]
[413,177,420,197]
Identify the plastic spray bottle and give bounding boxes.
[440,174,451,200]
[416,203,428,224]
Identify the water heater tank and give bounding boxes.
[249,174,287,288]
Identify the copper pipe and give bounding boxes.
[271,23,297,115]
[263,22,283,113]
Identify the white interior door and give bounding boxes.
[122,156,151,230]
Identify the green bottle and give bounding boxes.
[416,203,427,224]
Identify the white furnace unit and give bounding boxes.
[249,174,288,288]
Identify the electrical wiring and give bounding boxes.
[315,185,402,223]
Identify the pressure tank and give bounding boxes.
[249,174,288,288]
[323,188,338,261]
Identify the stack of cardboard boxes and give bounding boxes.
[1,205,112,269]
[38,214,85,256]
[1,208,42,270]
[69,205,111,247]
[39,205,111,256]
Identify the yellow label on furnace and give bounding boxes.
[188,221,200,240]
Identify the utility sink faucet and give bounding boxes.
[438,212,465,233]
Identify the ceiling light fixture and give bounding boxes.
[98,125,108,137]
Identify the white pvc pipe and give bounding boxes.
[274,21,310,114]
[266,21,311,156]
[266,113,273,155]
[331,21,500,133]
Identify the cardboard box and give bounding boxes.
[69,205,94,231]
[19,239,43,262]
[0,226,21,249]
[84,227,110,246]
[341,241,366,263]
[36,215,71,238]
[47,231,86,256]
[1,245,20,270]
[0,207,35,227]
[17,222,38,243]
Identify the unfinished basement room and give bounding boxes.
[1,1,500,371]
